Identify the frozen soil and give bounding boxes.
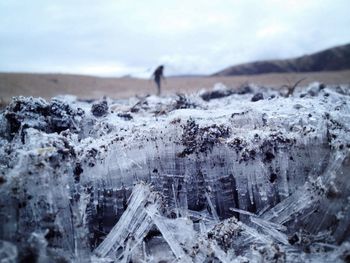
[0,83,350,262]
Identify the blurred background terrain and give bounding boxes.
[1,44,349,103]
[0,0,350,104]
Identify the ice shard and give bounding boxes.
[0,84,350,262]
[94,183,160,260]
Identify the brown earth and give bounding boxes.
[1,70,350,105]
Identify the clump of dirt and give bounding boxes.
[251,92,264,102]
[91,100,108,117]
[201,89,234,101]
[130,96,150,113]
[3,96,84,140]
[228,131,295,164]
[117,112,133,120]
[200,85,253,101]
[153,94,199,116]
[178,119,231,157]
[172,94,198,110]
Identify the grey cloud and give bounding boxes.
[0,0,349,76]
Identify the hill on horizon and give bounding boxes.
[213,43,350,76]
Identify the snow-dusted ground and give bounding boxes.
[0,83,350,262]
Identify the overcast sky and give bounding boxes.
[0,0,349,77]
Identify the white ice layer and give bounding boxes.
[0,83,349,262]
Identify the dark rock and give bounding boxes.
[319,83,326,90]
[0,176,6,185]
[117,113,133,120]
[251,93,264,102]
[91,101,108,117]
[74,163,83,183]
[269,173,277,183]
[201,89,233,101]
[288,234,300,245]
[236,86,253,95]
[200,85,253,101]
[264,151,275,163]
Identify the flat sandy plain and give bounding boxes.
[1,70,350,104]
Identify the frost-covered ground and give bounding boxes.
[0,83,350,262]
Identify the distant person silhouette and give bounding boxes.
[152,65,164,96]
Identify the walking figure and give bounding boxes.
[152,65,164,96]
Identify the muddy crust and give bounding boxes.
[3,96,84,140]
[178,119,231,157]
